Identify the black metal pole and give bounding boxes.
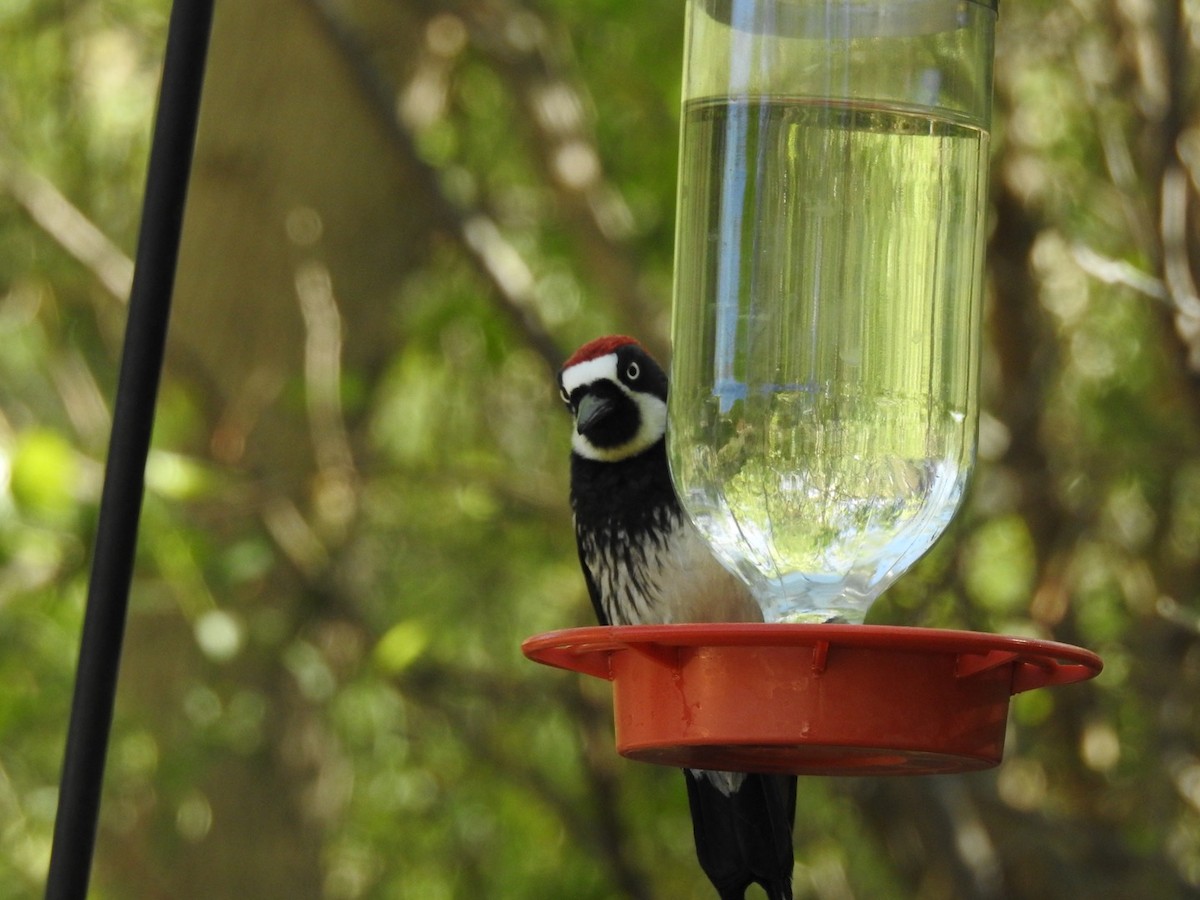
[45,2,214,897]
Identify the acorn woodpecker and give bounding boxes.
[558,335,797,900]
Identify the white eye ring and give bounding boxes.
[559,387,571,404]
[626,362,640,381]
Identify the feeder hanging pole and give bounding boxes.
[44,1,214,897]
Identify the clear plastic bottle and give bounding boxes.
[668,0,996,623]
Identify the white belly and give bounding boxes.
[582,511,762,626]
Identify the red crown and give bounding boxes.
[563,335,640,369]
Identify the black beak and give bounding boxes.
[575,393,614,434]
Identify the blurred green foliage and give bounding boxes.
[2,0,1200,897]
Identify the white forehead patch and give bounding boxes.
[561,350,667,462]
[560,353,619,396]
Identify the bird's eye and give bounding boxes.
[559,387,571,405]
[626,362,640,381]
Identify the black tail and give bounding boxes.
[684,769,797,900]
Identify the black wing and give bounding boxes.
[575,530,609,626]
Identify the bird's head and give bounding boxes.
[558,335,668,462]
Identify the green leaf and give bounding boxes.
[374,620,430,674]
[9,428,79,521]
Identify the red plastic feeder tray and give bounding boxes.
[522,624,1102,776]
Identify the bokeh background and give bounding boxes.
[3,0,1200,897]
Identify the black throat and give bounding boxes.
[569,439,679,530]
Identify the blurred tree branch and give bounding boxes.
[417,0,670,358]
[0,145,134,302]
[298,0,566,370]
[403,661,656,898]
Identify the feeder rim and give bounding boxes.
[522,623,1103,694]
[526,622,1092,654]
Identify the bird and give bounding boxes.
[557,334,797,900]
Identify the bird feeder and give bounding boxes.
[524,0,1102,774]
